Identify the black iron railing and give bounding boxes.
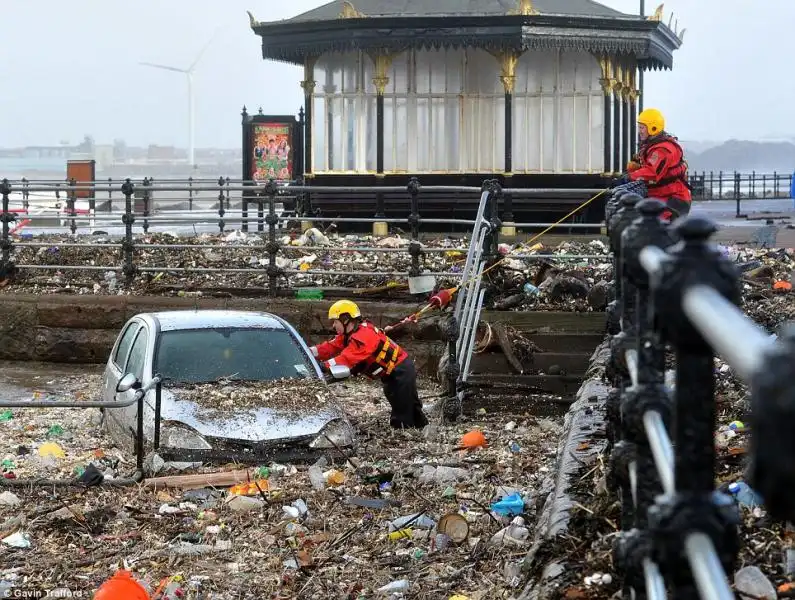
[0,177,603,294]
[604,186,795,598]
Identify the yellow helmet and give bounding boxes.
[638,108,665,136]
[328,299,361,320]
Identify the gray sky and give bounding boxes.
[0,0,781,148]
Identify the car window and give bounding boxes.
[125,328,149,382]
[154,328,314,384]
[113,322,140,368]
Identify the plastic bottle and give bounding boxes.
[522,282,540,297]
[728,481,763,508]
[734,565,776,600]
[377,579,410,594]
[390,513,436,531]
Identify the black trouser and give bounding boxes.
[381,357,428,429]
[667,196,691,218]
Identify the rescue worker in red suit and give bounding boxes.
[627,108,692,221]
[310,300,429,430]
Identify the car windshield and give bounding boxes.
[154,327,315,384]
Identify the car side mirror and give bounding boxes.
[329,364,351,380]
[116,373,140,393]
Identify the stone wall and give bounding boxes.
[0,294,606,376]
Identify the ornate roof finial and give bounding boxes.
[648,4,664,21]
[339,1,366,18]
[246,10,259,29]
[510,0,539,15]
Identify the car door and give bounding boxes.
[103,320,141,435]
[104,320,141,403]
[115,324,151,448]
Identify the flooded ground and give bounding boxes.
[0,360,570,598]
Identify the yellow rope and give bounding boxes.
[398,187,608,324]
[455,187,608,290]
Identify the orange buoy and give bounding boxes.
[94,570,151,600]
[460,430,487,449]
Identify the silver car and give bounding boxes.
[101,309,355,464]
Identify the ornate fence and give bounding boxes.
[604,188,795,597]
[0,177,604,293]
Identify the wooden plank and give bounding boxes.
[467,374,584,396]
[470,352,592,375]
[527,333,605,353]
[142,469,254,490]
[481,311,606,333]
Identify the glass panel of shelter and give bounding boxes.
[311,48,606,175]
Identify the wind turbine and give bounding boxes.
[140,30,220,169]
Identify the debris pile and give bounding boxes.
[3,231,614,309]
[0,369,569,598]
[174,378,336,421]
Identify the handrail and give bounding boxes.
[605,186,795,598]
[0,376,162,487]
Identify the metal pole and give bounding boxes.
[188,71,195,169]
[682,285,773,381]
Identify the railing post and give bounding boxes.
[242,184,250,234]
[407,177,422,278]
[748,326,795,522]
[0,179,15,279]
[604,187,629,337]
[606,192,642,532]
[66,177,77,235]
[264,179,281,296]
[107,177,113,212]
[257,190,265,233]
[613,199,676,595]
[120,179,137,284]
[188,176,194,211]
[734,171,741,217]
[225,176,231,210]
[141,177,151,234]
[217,177,226,233]
[443,314,460,415]
[21,177,29,210]
[647,216,741,598]
[483,180,502,263]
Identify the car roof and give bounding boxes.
[146,310,288,332]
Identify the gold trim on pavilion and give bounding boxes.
[246,10,259,29]
[339,1,367,18]
[648,4,664,21]
[368,53,395,95]
[509,0,539,16]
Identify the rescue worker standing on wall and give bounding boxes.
[310,300,429,430]
[627,108,692,221]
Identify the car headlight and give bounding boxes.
[310,419,355,449]
[160,422,212,450]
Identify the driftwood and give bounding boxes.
[142,469,254,490]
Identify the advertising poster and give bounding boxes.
[251,122,293,181]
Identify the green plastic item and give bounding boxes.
[255,466,271,479]
[46,424,64,437]
[295,288,324,300]
[0,410,12,422]
[1,459,14,469]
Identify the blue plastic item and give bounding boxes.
[490,493,525,516]
[791,170,795,208]
[728,481,763,508]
